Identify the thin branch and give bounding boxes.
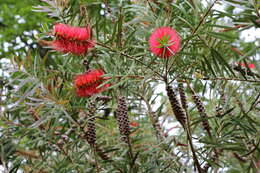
[146,0,156,13]
[253,0,260,18]
[168,0,219,72]
[185,110,203,173]
[178,77,260,83]
[242,139,260,157]
[219,24,251,32]
[191,0,219,35]
[246,92,260,114]
[140,95,165,142]
[168,61,199,84]
[93,146,101,173]
[138,93,183,168]
[112,75,145,80]
[184,82,212,173]
[96,42,164,79]
[241,139,259,172]
[200,77,260,83]
[126,136,136,173]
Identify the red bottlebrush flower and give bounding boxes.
[238,62,255,69]
[74,69,109,97]
[149,27,181,58]
[50,23,95,55]
[54,23,92,41]
[51,38,94,55]
[130,121,139,127]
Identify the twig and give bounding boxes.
[201,77,260,83]
[242,139,260,157]
[140,95,165,142]
[185,119,203,173]
[139,93,183,168]
[184,83,207,173]
[219,24,251,32]
[246,92,260,114]
[126,136,136,173]
[177,77,260,83]
[93,146,101,173]
[241,139,259,172]
[146,0,156,13]
[16,149,40,159]
[96,42,164,79]
[168,0,219,72]
[112,75,145,80]
[168,61,199,84]
[192,0,219,35]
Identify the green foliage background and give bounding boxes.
[0,0,260,172]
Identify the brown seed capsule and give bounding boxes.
[96,96,112,102]
[115,96,130,143]
[85,102,96,146]
[220,92,227,106]
[215,106,224,117]
[166,85,186,128]
[178,82,188,110]
[95,146,111,161]
[192,94,211,136]
[216,91,228,118]
[233,153,246,163]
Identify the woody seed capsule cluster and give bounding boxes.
[166,85,186,128]
[84,102,97,146]
[78,109,111,160]
[177,82,188,110]
[115,96,130,143]
[192,95,211,136]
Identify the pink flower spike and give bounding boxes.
[149,27,181,58]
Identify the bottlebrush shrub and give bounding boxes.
[5,1,260,172]
[149,26,181,58]
[74,69,109,97]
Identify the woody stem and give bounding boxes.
[185,112,203,173]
